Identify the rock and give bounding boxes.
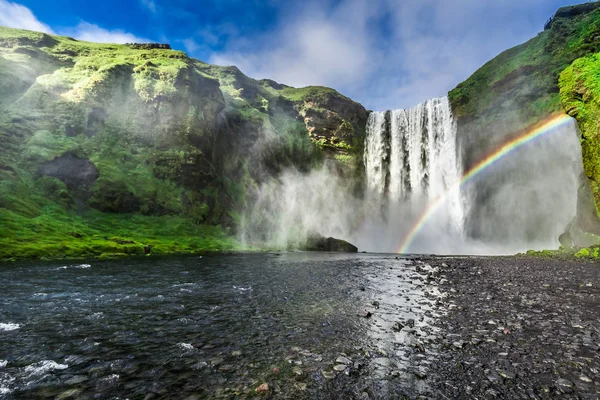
[413,369,427,379]
[255,383,269,393]
[452,341,465,349]
[333,364,347,372]
[304,233,358,253]
[392,322,404,332]
[57,389,82,400]
[336,356,352,365]
[38,153,99,188]
[321,370,335,379]
[497,370,516,379]
[292,366,303,376]
[579,375,592,383]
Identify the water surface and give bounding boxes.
[0,253,443,399]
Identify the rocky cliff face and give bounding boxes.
[0,26,368,259]
[448,2,600,245]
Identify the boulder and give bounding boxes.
[305,233,358,253]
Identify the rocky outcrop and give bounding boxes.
[305,233,358,253]
[38,153,98,188]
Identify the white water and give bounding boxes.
[363,97,465,253]
[363,97,583,254]
[242,95,583,254]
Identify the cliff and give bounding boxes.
[0,26,368,260]
[448,2,600,245]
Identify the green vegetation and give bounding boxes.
[0,206,237,261]
[525,245,600,260]
[0,26,368,261]
[449,2,600,243]
[449,3,600,128]
[559,53,600,216]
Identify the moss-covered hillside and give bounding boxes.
[0,26,368,260]
[448,2,600,244]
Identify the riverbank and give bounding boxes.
[423,256,600,398]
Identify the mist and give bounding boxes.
[241,101,584,255]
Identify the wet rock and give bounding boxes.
[57,389,82,399]
[321,370,335,379]
[64,375,88,385]
[392,322,404,332]
[304,233,358,253]
[335,355,351,365]
[497,370,516,379]
[333,364,347,372]
[579,375,592,383]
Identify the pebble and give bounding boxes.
[255,383,269,393]
[321,370,335,379]
[336,355,351,365]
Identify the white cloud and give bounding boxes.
[209,0,582,110]
[61,22,149,44]
[0,0,150,44]
[0,0,54,33]
[140,0,156,13]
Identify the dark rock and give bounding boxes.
[305,233,358,253]
[126,43,171,50]
[38,153,99,188]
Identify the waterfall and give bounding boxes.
[364,97,465,250]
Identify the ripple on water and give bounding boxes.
[0,323,20,331]
[55,264,92,271]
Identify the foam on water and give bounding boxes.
[24,360,68,376]
[0,323,20,331]
[56,264,92,271]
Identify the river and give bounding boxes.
[0,253,443,399]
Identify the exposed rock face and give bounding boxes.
[38,153,98,188]
[305,233,358,253]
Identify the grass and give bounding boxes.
[0,205,240,261]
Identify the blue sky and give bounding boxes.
[0,0,584,110]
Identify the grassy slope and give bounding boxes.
[449,2,600,165]
[0,27,367,261]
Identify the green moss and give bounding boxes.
[575,247,591,258]
[559,53,600,217]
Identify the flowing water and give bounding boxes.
[0,254,443,399]
[363,98,583,254]
[362,97,465,253]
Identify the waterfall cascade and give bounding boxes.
[363,96,583,254]
[364,97,465,248]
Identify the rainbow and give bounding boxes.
[397,113,575,254]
